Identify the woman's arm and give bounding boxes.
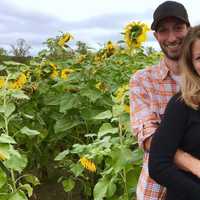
[148,94,200,199]
[175,149,200,178]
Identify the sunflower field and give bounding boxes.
[0,22,162,200]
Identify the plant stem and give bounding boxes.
[3,75,17,192]
[3,77,9,136]
[119,117,128,199]
[11,170,16,191]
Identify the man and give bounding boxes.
[130,1,200,199]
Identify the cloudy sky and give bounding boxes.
[1,0,200,55]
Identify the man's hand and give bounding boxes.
[144,136,152,152]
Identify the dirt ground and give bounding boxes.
[29,167,82,200]
[30,182,81,200]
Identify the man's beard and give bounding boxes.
[160,45,180,61]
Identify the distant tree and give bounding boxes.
[0,48,8,56]
[10,38,31,57]
[75,41,89,54]
[145,46,157,55]
[42,37,74,59]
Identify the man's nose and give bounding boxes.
[168,31,177,42]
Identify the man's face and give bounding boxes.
[154,17,189,61]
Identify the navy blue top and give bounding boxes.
[149,93,200,200]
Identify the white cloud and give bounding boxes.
[0,0,199,55]
[5,0,154,21]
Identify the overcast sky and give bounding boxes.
[1,0,200,55]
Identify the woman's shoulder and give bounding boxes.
[167,92,187,111]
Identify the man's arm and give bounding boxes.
[129,73,160,149]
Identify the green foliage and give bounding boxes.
[0,34,161,199]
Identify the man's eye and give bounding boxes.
[175,26,184,31]
[158,28,166,33]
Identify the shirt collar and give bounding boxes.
[158,59,170,80]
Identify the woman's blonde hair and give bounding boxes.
[180,25,200,110]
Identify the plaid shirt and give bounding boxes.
[129,58,180,200]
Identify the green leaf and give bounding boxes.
[62,178,75,192]
[107,181,116,198]
[20,127,40,136]
[0,168,7,189]
[54,118,81,133]
[4,150,27,173]
[19,184,33,197]
[0,106,4,113]
[132,148,143,164]
[0,65,6,71]
[93,110,112,120]
[126,169,139,193]
[80,88,101,102]
[0,119,5,129]
[3,61,27,67]
[22,113,34,119]
[54,150,69,161]
[112,105,124,117]
[0,135,16,144]
[71,144,85,154]
[80,108,104,120]
[0,144,10,160]
[43,93,62,106]
[110,147,133,173]
[59,94,79,112]
[93,177,109,200]
[98,123,118,138]
[24,175,40,186]
[4,103,15,118]
[8,190,28,200]
[10,91,29,100]
[0,194,10,200]
[70,163,84,177]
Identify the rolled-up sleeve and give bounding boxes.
[129,73,160,149]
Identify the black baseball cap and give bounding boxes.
[151,1,190,31]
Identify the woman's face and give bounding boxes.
[192,39,200,76]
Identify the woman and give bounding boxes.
[149,25,200,200]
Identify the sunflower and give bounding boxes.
[76,54,86,64]
[49,63,59,79]
[105,41,116,56]
[50,70,59,79]
[58,33,73,47]
[124,104,130,114]
[115,84,129,102]
[95,82,108,93]
[9,73,27,89]
[124,22,149,49]
[0,150,8,161]
[79,157,96,172]
[49,63,57,70]
[60,68,74,80]
[0,78,5,89]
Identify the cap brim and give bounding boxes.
[151,16,190,31]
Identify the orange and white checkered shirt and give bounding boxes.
[129,58,180,200]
